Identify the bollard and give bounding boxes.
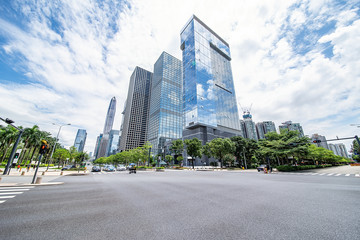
[42,171,45,175]
[21,171,25,176]
[0,177,2,182]
[35,177,42,184]
[60,171,63,175]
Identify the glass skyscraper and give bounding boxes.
[148,52,182,155]
[180,15,242,164]
[119,67,153,151]
[279,121,304,137]
[96,97,116,159]
[241,111,258,141]
[74,129,87,152]
[107,129,120,156]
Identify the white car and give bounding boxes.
[116,165,126,171]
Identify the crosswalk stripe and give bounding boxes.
[0,196,15,199]
[319,173,326,176]
[335,174,341,176]
[0,186,34,190]
[355,174,360,177]
[327,173,334,176]
[312,173,319,175]
[0,200,6,204]
[345,174,350,177]
[0,192,24,195]
[0,189,30,192]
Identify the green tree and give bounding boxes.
[208,138,235,168]
[184,138,203,169]
[170,139,184,164]
[53,148,70,168]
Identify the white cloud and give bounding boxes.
[0,0,359,153]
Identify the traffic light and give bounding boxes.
[313,140,321,143]
[39,140,49,154]
[14,153,19,159]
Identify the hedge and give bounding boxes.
[277,164,332,172]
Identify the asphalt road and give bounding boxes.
[0,170,359,240]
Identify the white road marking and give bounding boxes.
[312,173,319,175]
[319,173,326,176]
[335,174,341,176]
[0,186,34,190]
[0,196,15,199]
[345,174,350,177]
[0,189,30,192]
[0,200,6,204]
[327,173,335,176]
[0,192,24,195]
[355,174,359,177]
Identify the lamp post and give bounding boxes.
[47,123,71,170]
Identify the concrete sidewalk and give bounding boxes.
[0,167,88,187]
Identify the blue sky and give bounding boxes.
[0,0,359,154]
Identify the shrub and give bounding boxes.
[277,164,333,172]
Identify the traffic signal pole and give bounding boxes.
[3,129,23,175]
[31,154,43,184]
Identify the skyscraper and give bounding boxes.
[279,121,304,137]
[96,97,116,159]
[311,134,329,149]
[180,15,242,158]
[107,130,120,156]
[73,129,87,152]
[119,67,153,151]
[241,111,258,141]
[148,52,183,155]
[256,121,276,139]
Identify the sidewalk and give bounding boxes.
[0,167,88,187]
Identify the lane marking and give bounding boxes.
[345,174,350,177]
[327,173,334,176]
[0,196,15,199]
[335,174,341,176]
[355,174,359,177]
[312,173,319,175]
[0,192,24,195]
[0,200,6,204]
[0,186,34,190]
[319,173,326,176]
[0,189,30,192]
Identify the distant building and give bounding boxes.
[73,129,87,152]
[119,67,153,151]
[311,134,329,149]
[147,52,183,155]
[279,121,304,137]
[96,97,116,159]
[94,134,102,159]
[241,111,257,141]
[329,143,348,158]
[256,121,276,139]
[107,130,120,156]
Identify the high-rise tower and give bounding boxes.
[119,67,153,151]
[180,15,242,165]
[73,129,87,152]
[96,97,116,158]
[148,52,183,155]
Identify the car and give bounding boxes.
[104,165,115,172]
[92,166,101,172]
[116,165,126,171]
[61,165,76,171]
[257,165,267,172]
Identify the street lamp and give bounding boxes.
[47,123,71,170]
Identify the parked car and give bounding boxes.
[104,165,116,172]
[92,166,101,172]
[257,165,267,172]
[116,165,126,171]
[61,165,76,171]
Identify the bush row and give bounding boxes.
[276,164,333,172]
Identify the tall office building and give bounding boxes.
[241,111,258,141]
[336,143,348,158]
[279,121,304,137]
[119,67,153,151]
[73,129,87,152]
[107,130,120,156]
[180,15,242,165]
[311,134,329,149]
[96,97,116,159]
[256,121,276,139]
[148,52,183,155]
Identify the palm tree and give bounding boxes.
[0,125,18,163]
[18,125,39,165]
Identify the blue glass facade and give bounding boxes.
[107,130,120,156]
[74,129,87,152]
[181,15,241,132]
[148,52,182,154]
